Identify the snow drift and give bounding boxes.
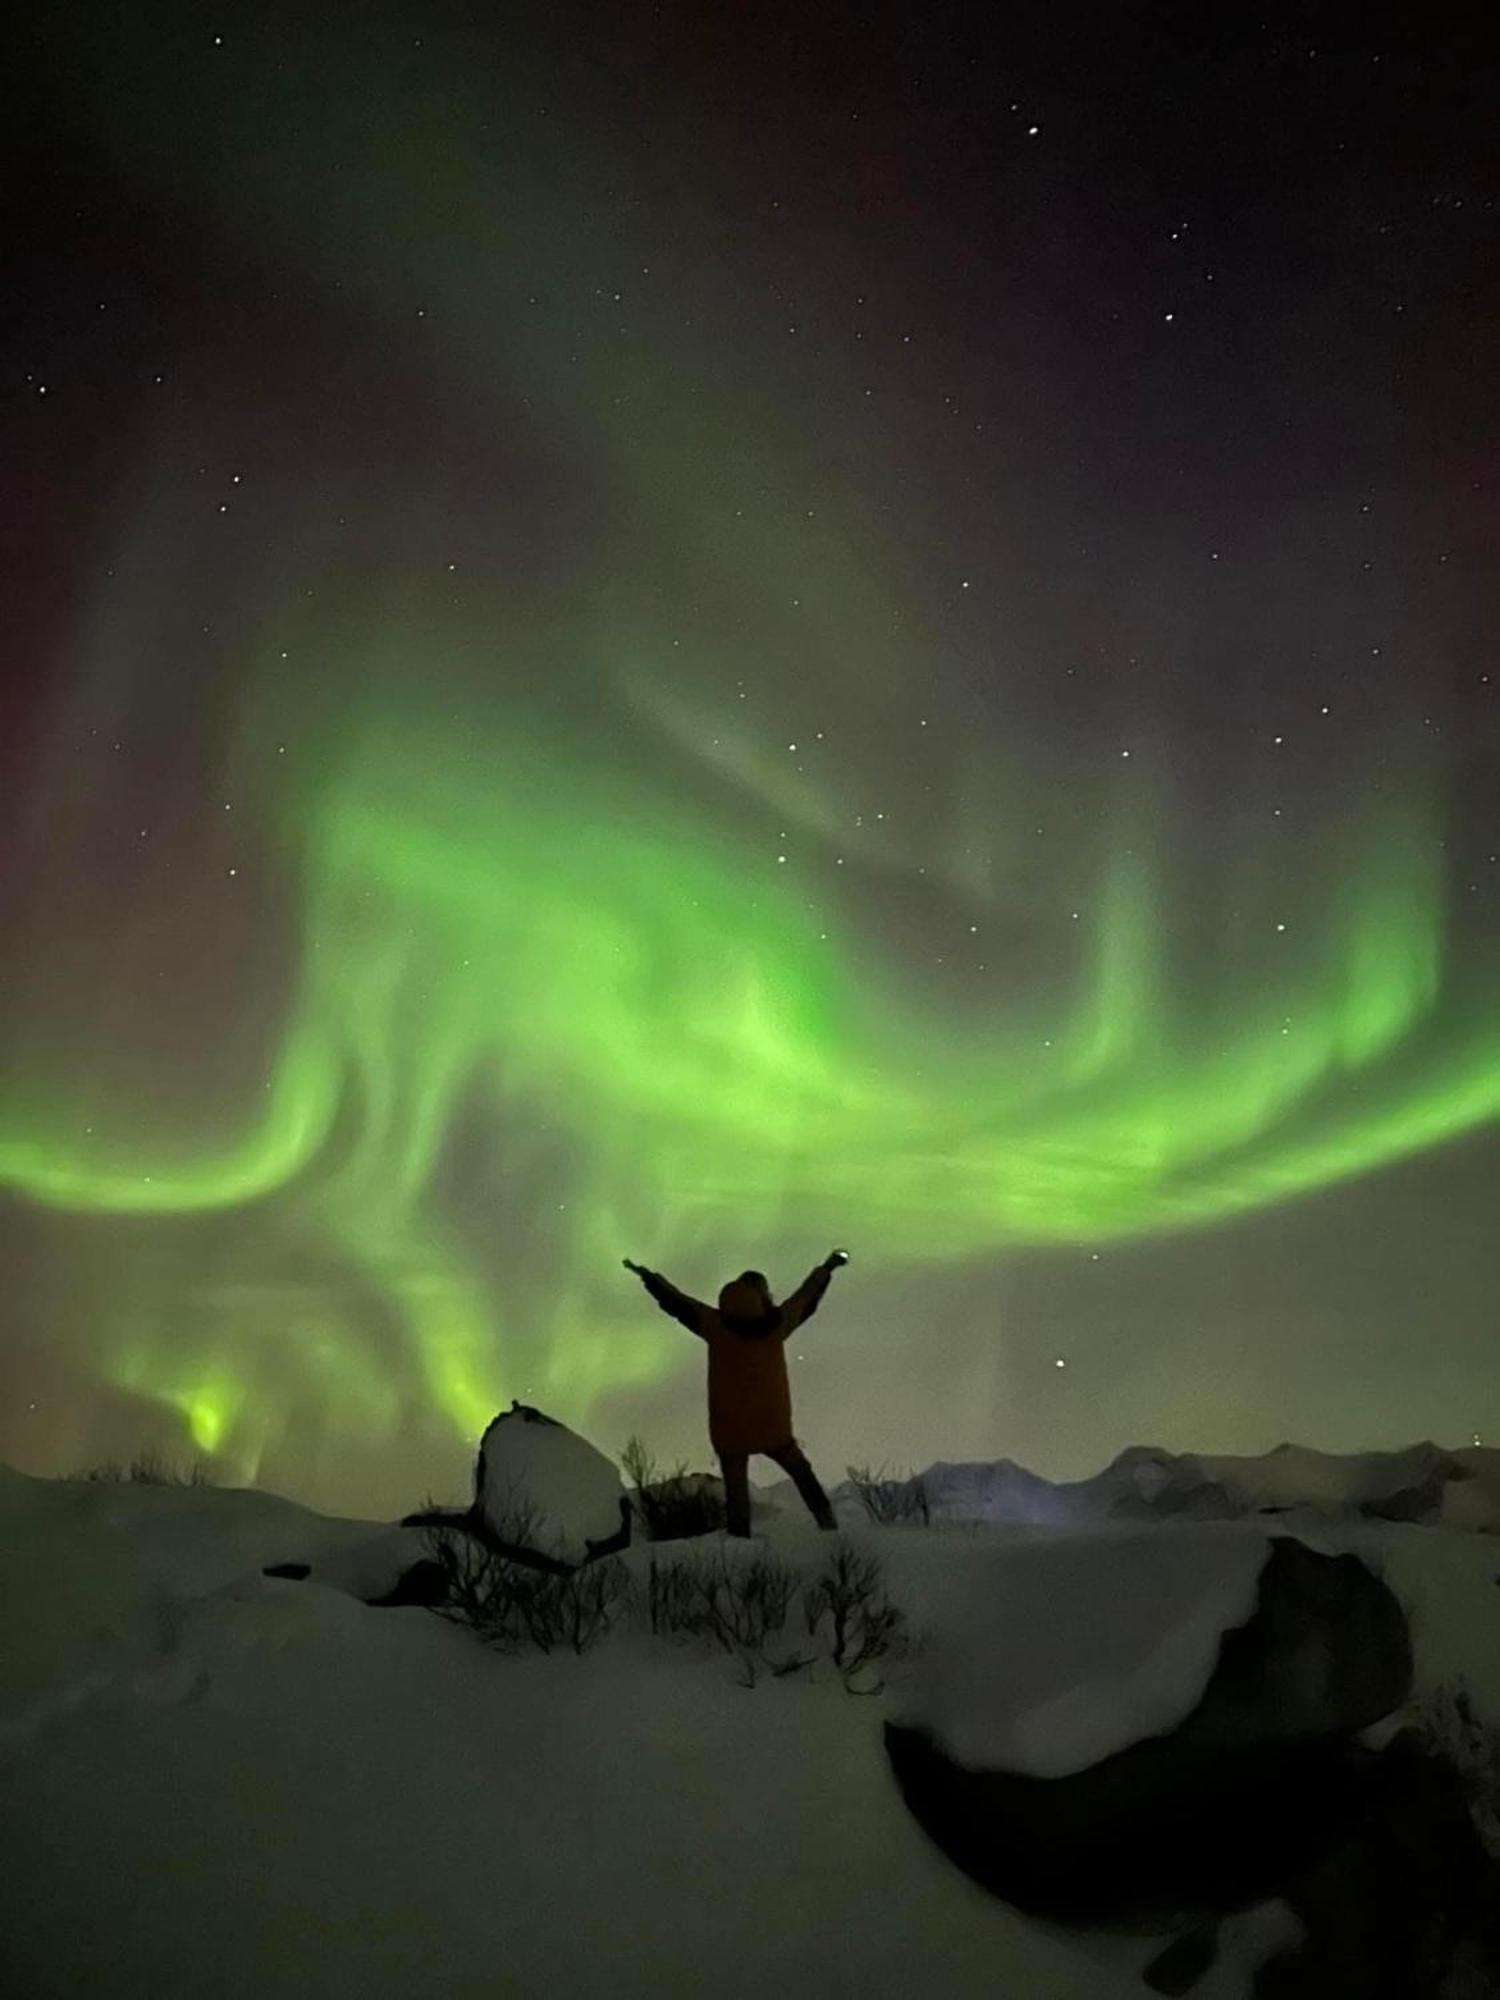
[2,1439,1497,2000]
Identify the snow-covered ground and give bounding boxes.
[1,1446,1496,1999]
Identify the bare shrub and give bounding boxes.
[639,1545,710,1638]
[632,1543,814,1684]
[418,1450,909,1688]
[845,1461,931,1526]
[619,1434,656,1495]
[422,1524,629,1655]
[132,1451,213,1487]
[621,1434,725,1541]
[637,1537,905,1690]
[69,1453,213,1487]
[423,1523,502,1629]
[523,1560,633,1655]
[802,1540,908,1689]
[675,1545,801,1654]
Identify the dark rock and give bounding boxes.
[364,1558,451,1608]
[1359,1455,1462,1525]
[884,1719,1374,1930]
[1253,1732,1500,1999]
[886,1722,1499,1995]
[1176,1536,1412,1748]
[1143,1926,1222,1995]
[885,1535,1427,1989]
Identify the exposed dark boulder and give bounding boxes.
[885,1724,1498,1997]
[1252,1732,1500,1999]
[1359,1453,1464,1525]
[884,1719,1375,1930]
[1174,1536,1412,1749]
[883,1534,1455,1993]
[364,1558,452,1608]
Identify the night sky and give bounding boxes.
[3,2,1498,1517]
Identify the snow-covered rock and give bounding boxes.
[885,1717,1494,1992]
[903,1522,1275,1778]
[882,1528,1482,1994]
[896,1525,1412,1784]
[474,1402,630,1566]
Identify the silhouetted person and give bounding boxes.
[623,1250,850,1537]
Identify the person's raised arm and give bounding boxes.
[622,1259,709,1338]
[780,1248,848,1336]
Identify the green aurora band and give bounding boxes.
[3,655,1497,1467]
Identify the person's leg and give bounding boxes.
[767,1439,838,1530]
[717,1451,751,1537]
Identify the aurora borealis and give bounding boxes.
[4,3,1498,1513]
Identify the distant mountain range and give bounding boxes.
[763,1440,1500,1534]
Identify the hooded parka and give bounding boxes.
[638,1264,833,1454]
